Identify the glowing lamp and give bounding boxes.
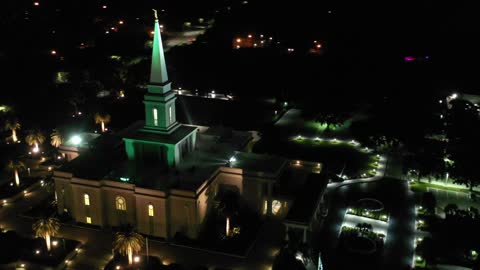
[134,256,140,263]
[70,135,82,146]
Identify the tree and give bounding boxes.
[50,129,63,148]
[7,160,25,186]
[368,135,400,152]
[113,228,145,265]
[451,155,480,192]
[25,130,45,152]
[33,217,60,251]
[4,118,20,142]
[314,112,348,131]
[94,112,111,133]
[444,203,458,217]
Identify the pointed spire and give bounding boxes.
[149,10,170,93]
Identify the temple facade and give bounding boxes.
[53,15,327,241]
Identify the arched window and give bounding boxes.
[148,204,154,217]
[116,196,126,211]
[84,194,90,206]
[272,200,282,215]
[153,108,158,126]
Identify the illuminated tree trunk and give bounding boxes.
[101,121,105,133]
[46,234,51,251]
[127,246,133,265]
[11,129,17,142]
[34,142,39,152]
[226,217,230,237]
[14,169,20,186]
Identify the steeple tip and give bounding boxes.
[148,10,170,93]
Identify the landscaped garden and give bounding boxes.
[346,198,389,222]
[334,223,385,270]
[0,176,43,202]
[0,230,80,269]
[255,135,379,179]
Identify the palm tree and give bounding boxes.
[25,130,45,152]
[113,229,144,265]
[94,113,111,133]
[7,160,25,186]
[50,129,63,148]
[4,118,20,142]
[33,217,60,251]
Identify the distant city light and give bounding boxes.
[404,56,415,62]
[236,38,241,43]
[50,50,57,55]
[34,2,39,6]
[102,5,107,9]
[248,34,252,38]
[118,20,124,25]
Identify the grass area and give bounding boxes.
[410,181,478,194]
[0,231,80,267]
[255,137,377,178]
[0,176,42,199]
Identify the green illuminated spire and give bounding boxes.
[148,14,171,93]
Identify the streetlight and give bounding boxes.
[70,135,82,146]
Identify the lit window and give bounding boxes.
[153,108,158,126]
[169,106,173,124]
[148,204,154,217]
[84,194,90,206]
[272,200,282,215]
[86,216,92,224]
[116,196,126,211]
[263,200,267,215]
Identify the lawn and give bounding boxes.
[0,176,42,200]
[254,137,377,178]
[0,231,80,268]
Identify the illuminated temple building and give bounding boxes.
[54,16,327,242]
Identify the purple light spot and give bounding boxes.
[425,55,430,60]
[404,56,416,62]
